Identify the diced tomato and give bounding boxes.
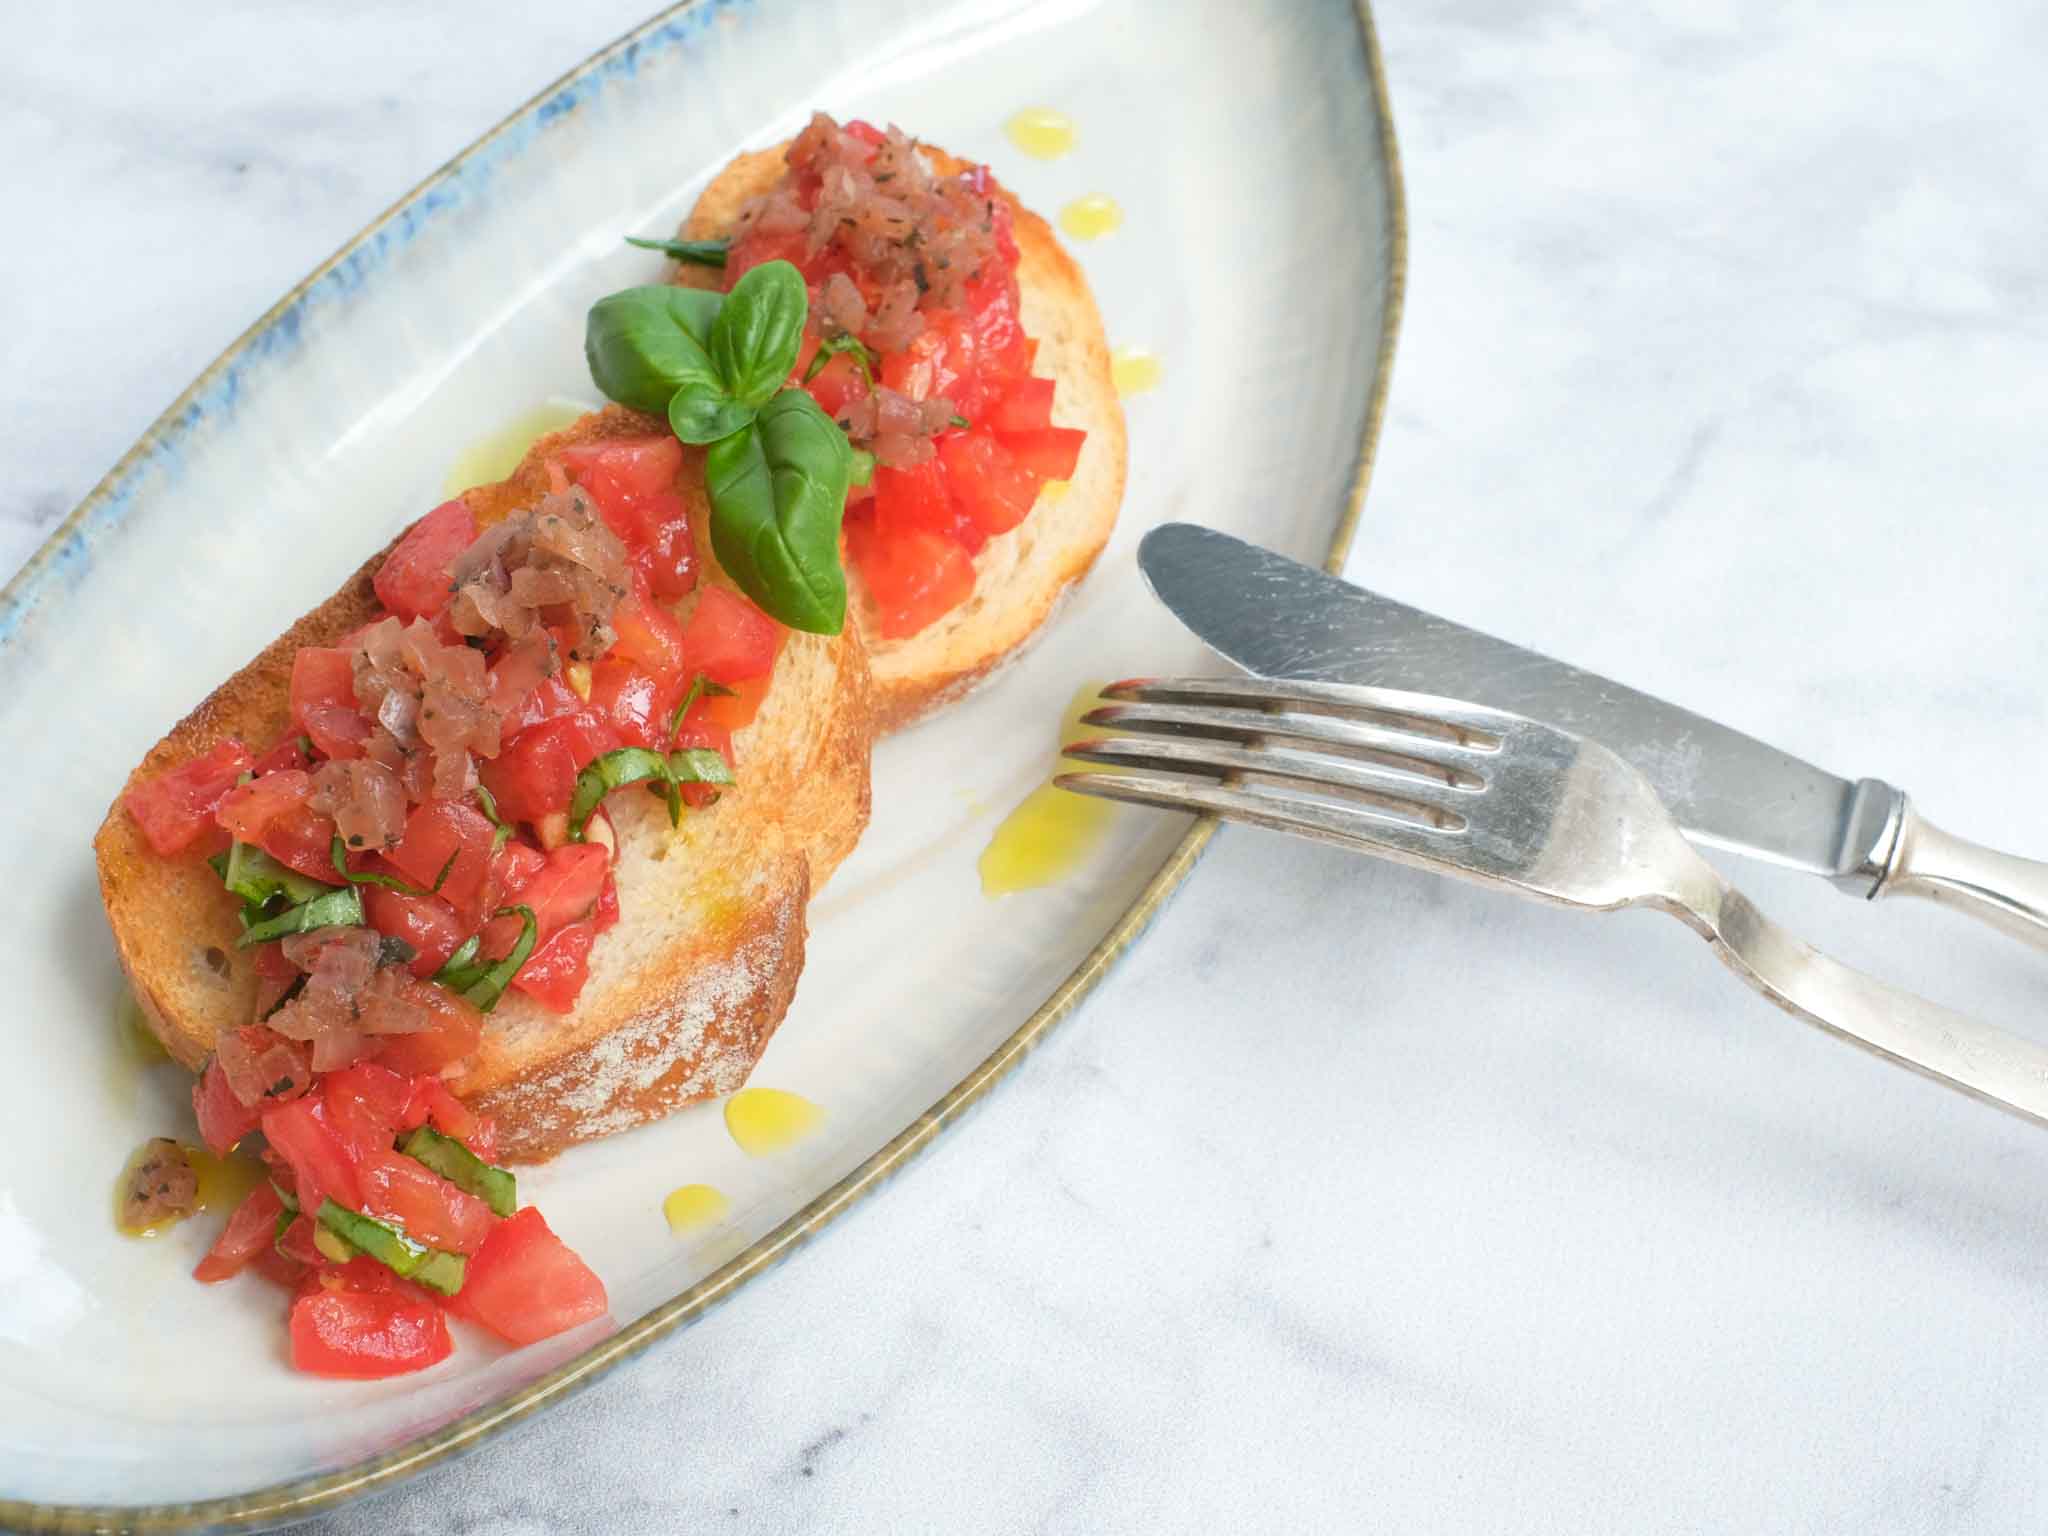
[290,1288,452,1378]
[964,268,1028,381]
[250,734,313,778]
[726,227,815,286]
[987,375,1056,433]
[510,843,609,940]
[993,426,1085,483]
[510,920,597,1013]
[557,437,699,601]
[501,673,581,738]
[386,799,497,920]
[586,657,679,750]
[357,1151,493,1254]
[693,675,770,735]
[193,1181,287,1284]
[273,1215,322,1271]
[215,768,312,843]
[611,589,689,684]
[363,885,465,977]
[254,1243,310,1290]
[123,740,254,856]
[844,515,975,640]
[256,805,343,883]
[873,457,984,555]
[289,648,370,761]
[261,1094,361,1212]
[373,988,484,1077]
[446,1207,608,1347]
[480,713,620,825]
[487,837,547,905]
[193,1059,263,1157]
[321,1061,420,1161]
[374,499,477,621]
[680,586,779,683]
[406,1076,485,1147]
[670,717,735,809]
[938,431,1040,537]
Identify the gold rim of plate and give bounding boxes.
[2,0,1406,1526]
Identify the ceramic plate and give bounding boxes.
[0,0,1400,1526]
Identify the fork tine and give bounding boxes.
[1081,700,1489,790]
[1064,735,1472,830]
[1054,768,1462,871]
[1102,675,1518,746]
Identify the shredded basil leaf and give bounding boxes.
[624,234,730,268]
[210,843,328,917]
[949,413,971,429]
[473,785,513,854]
[401,1126,517,1218]
[666,672,737,744]
[328,836,426,896]
[455,906,537,1014]
[803,332,877,391]
[569,747,674,837]
[431,934,483,990]
[234,886,365,948]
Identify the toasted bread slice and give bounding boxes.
[94,405,873,1161]
[678,143,1128,733]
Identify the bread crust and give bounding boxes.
[92,406,874,1160]
[679,142,1127,733]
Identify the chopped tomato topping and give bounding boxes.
[680,586,779,683]
[386,800,497,921]
[374,499,477,621]
[670,717,735,809]
[937,431,1039,538]
[261,1094,361,1213]
[557,437,698,601]
[215,768,312,844]
[480,712,620,825]
[362,885,465,977]
[288,648,371,761]
[992,426,1085,483]
[511,920,598,1013]
[873,457,984,554]
[250,734,313,778]
[255,804,343,883]
[193,1059,263,1157]
[320,1062,422,1160]
[123,741,254,856]
[357,1151,493,1254]
[194,1181,287,1284]
[987,375,1056,433]
[446,1208,608,1347]
[371,989,484,1078]
[611,588,689,684]
[844,515,975,639]
[586,657,679,750]
[507,843,609,941]
[289,1287,453,1379]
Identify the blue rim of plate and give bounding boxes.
[0,2,1405,1528]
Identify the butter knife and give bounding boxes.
[1139,522,2048,954]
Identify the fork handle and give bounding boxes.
[1869,799,2048,955]
[1666,873,2048,1127]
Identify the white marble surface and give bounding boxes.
[10,1,2048,1531]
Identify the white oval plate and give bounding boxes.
[0,0,1399,1526]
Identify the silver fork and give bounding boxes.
[1058,675,2048,1129]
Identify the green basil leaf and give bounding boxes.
[709,260,808,410]
[666,672,737,744]
[568,747,673,839]
[624,234,730,268]
[668,380,757,446]
[668,748,736,786]
[472,785,512,854]
[704,391,854,634]
[803,332,877,391]
[432,933,483,990]
[584,285,725,415]
[457,906,537,1014]
[234,886,365,949]
[400,1125,518,1218]
[328,835,426,896]
[211,843,329,911]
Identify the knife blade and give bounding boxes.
[1136,522,1897,885]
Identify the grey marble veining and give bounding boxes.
[10,1,2048,1531]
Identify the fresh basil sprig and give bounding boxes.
[583,258,856,634]
[585,286,724,416]
[706,389,855,635]
[625,234,730,268]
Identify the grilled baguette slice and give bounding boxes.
[93,405,873,1161]
[677,143,1127,733]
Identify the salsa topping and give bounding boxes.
[119,430,784,1376]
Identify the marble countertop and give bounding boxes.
[10,1,2048,1531]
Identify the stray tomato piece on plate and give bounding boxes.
[124,740,254,856]
[193,1181,287,1285]
[446,1207,608,1347]
[289,1288,453,1379]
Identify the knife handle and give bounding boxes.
[1872,799,2048,954]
